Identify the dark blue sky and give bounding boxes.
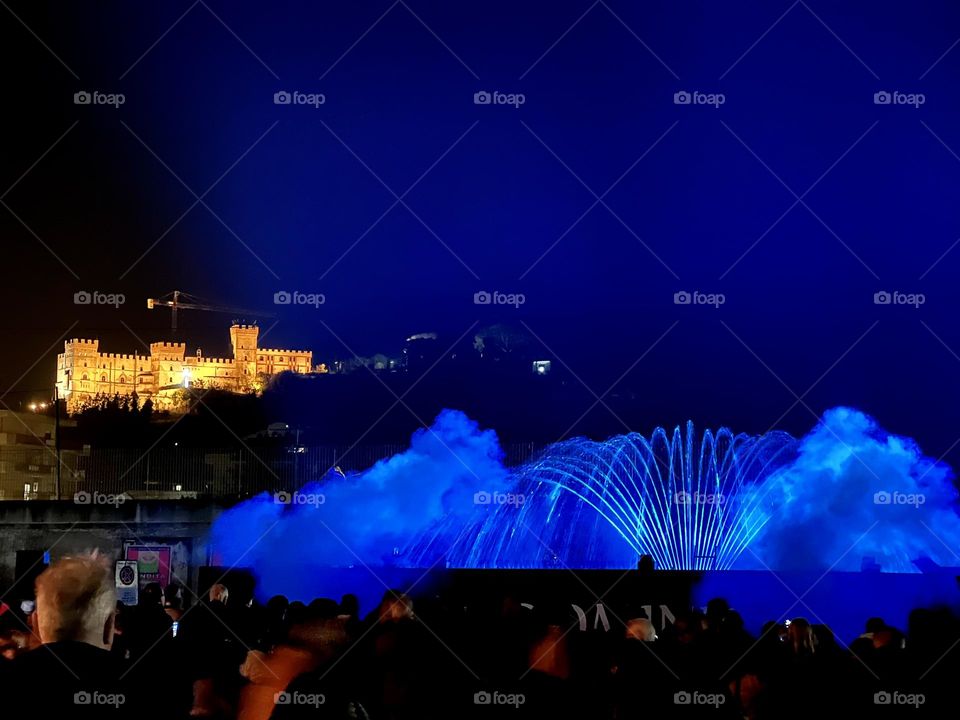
[3,1,960,458]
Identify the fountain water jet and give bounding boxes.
[405,422,797,570]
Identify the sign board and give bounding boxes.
[124,546,172,590]
[115,560,139,605]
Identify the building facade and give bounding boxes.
[0,410,74,499]
[56,324,312,413]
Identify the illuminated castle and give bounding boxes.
[56,324,312,413]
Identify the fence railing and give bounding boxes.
[0,442,542,501]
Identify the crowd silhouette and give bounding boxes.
[0,556,957,718]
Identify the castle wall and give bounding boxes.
[57,326,312,413]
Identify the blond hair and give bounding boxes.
[35,555,115,645]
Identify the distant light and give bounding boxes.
[175,484,183,491]
[28,402,37,411]
[533,360,551,375]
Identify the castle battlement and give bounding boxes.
[186,357,235,365]
[58,323,313,414]
[259,348,312,356]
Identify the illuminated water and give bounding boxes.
[405,422,796,570]
[211,407,960,598]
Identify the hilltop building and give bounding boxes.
[56,324,312,413]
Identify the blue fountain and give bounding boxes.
[405,422,797,571]
[212,407,960,592]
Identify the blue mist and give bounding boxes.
[211,408,960,600]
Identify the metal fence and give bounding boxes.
[0,442,542,501]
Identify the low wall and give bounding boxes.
[0,500,228,600]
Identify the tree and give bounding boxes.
[474,324,530,357]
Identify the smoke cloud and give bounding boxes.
[210,409,511,597]
[210,406,960,600]
[745,407,960,572]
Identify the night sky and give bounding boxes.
[2,1,960,461]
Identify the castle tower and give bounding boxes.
[149,342,186,390]
[57,338,100,410]
[230,324,259,387]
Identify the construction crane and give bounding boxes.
[146,290,275,334]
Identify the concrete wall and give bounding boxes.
[0,500,227,600]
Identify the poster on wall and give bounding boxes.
[115,560,139,605]
[124,545,172,590]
